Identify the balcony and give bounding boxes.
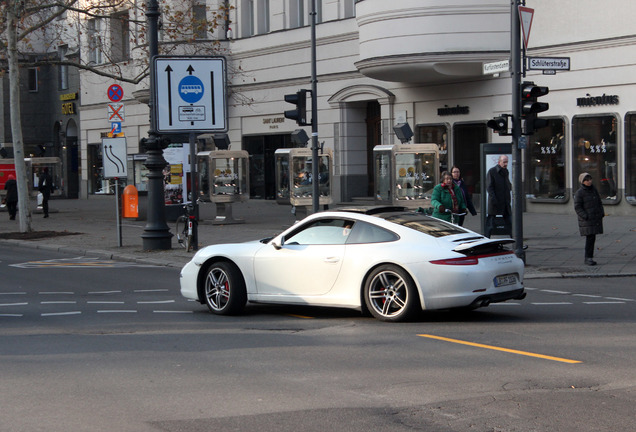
[354,0,510,83]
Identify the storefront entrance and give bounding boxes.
[243,134,293,199]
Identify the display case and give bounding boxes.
[198,150,250,203]
[374,144,439,207]
[275,148,332,207]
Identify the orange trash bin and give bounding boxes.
[122,185,139,218]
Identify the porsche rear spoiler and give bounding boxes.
[452,237,515,255]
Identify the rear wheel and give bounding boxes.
[364,265,418,322]
[203,261,247,315]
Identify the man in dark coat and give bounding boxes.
[485,155,512,237]
[38,167,53,218]
[574,172,604,265]
[3,174,18,220]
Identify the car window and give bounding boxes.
[284,218,355,245]
[346,221,398,244]
[383,213,468,238]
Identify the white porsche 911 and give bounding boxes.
[180,207,525,322]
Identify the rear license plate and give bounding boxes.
[494,273,517,287]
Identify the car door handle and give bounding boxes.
[324,257,340,264]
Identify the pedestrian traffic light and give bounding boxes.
[487,115,510,135]
[521,81,549,135]
[284,89,309,126]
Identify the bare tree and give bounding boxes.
[1,0,234,232]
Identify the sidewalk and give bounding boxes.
[1,196,635,279]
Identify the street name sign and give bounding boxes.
[154,56,227,133]
[483,60,510,75]
[527,57,571,71]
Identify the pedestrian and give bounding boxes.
[450,165,477,226]
[431,171,466,223]
[485,155,512,237]
[38,167,52,218]
[3,174,18,220]
[574,172,604,266]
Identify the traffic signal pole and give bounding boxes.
[511,0,525,262]
[310,0,319,213]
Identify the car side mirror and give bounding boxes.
[272,239,283,250]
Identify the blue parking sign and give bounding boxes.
[110,122,122,134]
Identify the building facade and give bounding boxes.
[76,0,636,216]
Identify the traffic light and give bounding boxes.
[521,81,549,135]
[487,115,510,135]
[284,89,309,126]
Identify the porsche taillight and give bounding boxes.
[430,250,514,266]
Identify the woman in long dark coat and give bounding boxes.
[573,172,604,266]
[4,174,18,220]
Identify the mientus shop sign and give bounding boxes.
[577,93,619,107]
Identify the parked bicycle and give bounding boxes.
[175,202,197,252]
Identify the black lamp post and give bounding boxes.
[140,0,172,250]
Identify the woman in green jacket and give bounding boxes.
[431,171,466,223]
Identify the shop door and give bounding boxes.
[244,134,293,199]
[453,123,487,196]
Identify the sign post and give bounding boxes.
[102,137,128,247]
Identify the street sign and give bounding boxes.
[107,84,124,102]
[483,60,510,75]
[154,56,227,133]
[108,103,125,122]
[518,6,534,49]
[109,122,122,136]
[101,137,128,178]
[528,57,571,71]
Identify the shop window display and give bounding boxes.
[417,124,448,174]
[572,115,618,202]
[526,118,566,200]
[625,113,636,204]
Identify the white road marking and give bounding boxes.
[134,289,169,293]
[137,300,175,304]
[1,292,26,295]
[153,310,193,314]
[41,311,81,316]
[41,301,77,304]
[531,302,573,305]
[584,301,626,305]
[87,301,125,304]
[605,297,634,302]
[541,290,570,295]
[89,290,122,294]
[0,302,28,307]
[97,310,138,313]
[0,314,23,317]
[39,292,74,295]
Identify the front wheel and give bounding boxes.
[364,265,418,322]
[175,216,188,249]
[202,261,247,315]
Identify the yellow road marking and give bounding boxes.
[286,314,315,319]
[418,334,582,364]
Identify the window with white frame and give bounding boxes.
[87,18,103,64]
[58,45,69,91]
[290,0,305,28]
[110,11,130,63]
[343,0,355,18]
[240,0,269,37]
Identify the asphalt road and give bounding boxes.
[1,245,635,432]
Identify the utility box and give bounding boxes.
[274,148,332,207]
[374,144,439,208]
